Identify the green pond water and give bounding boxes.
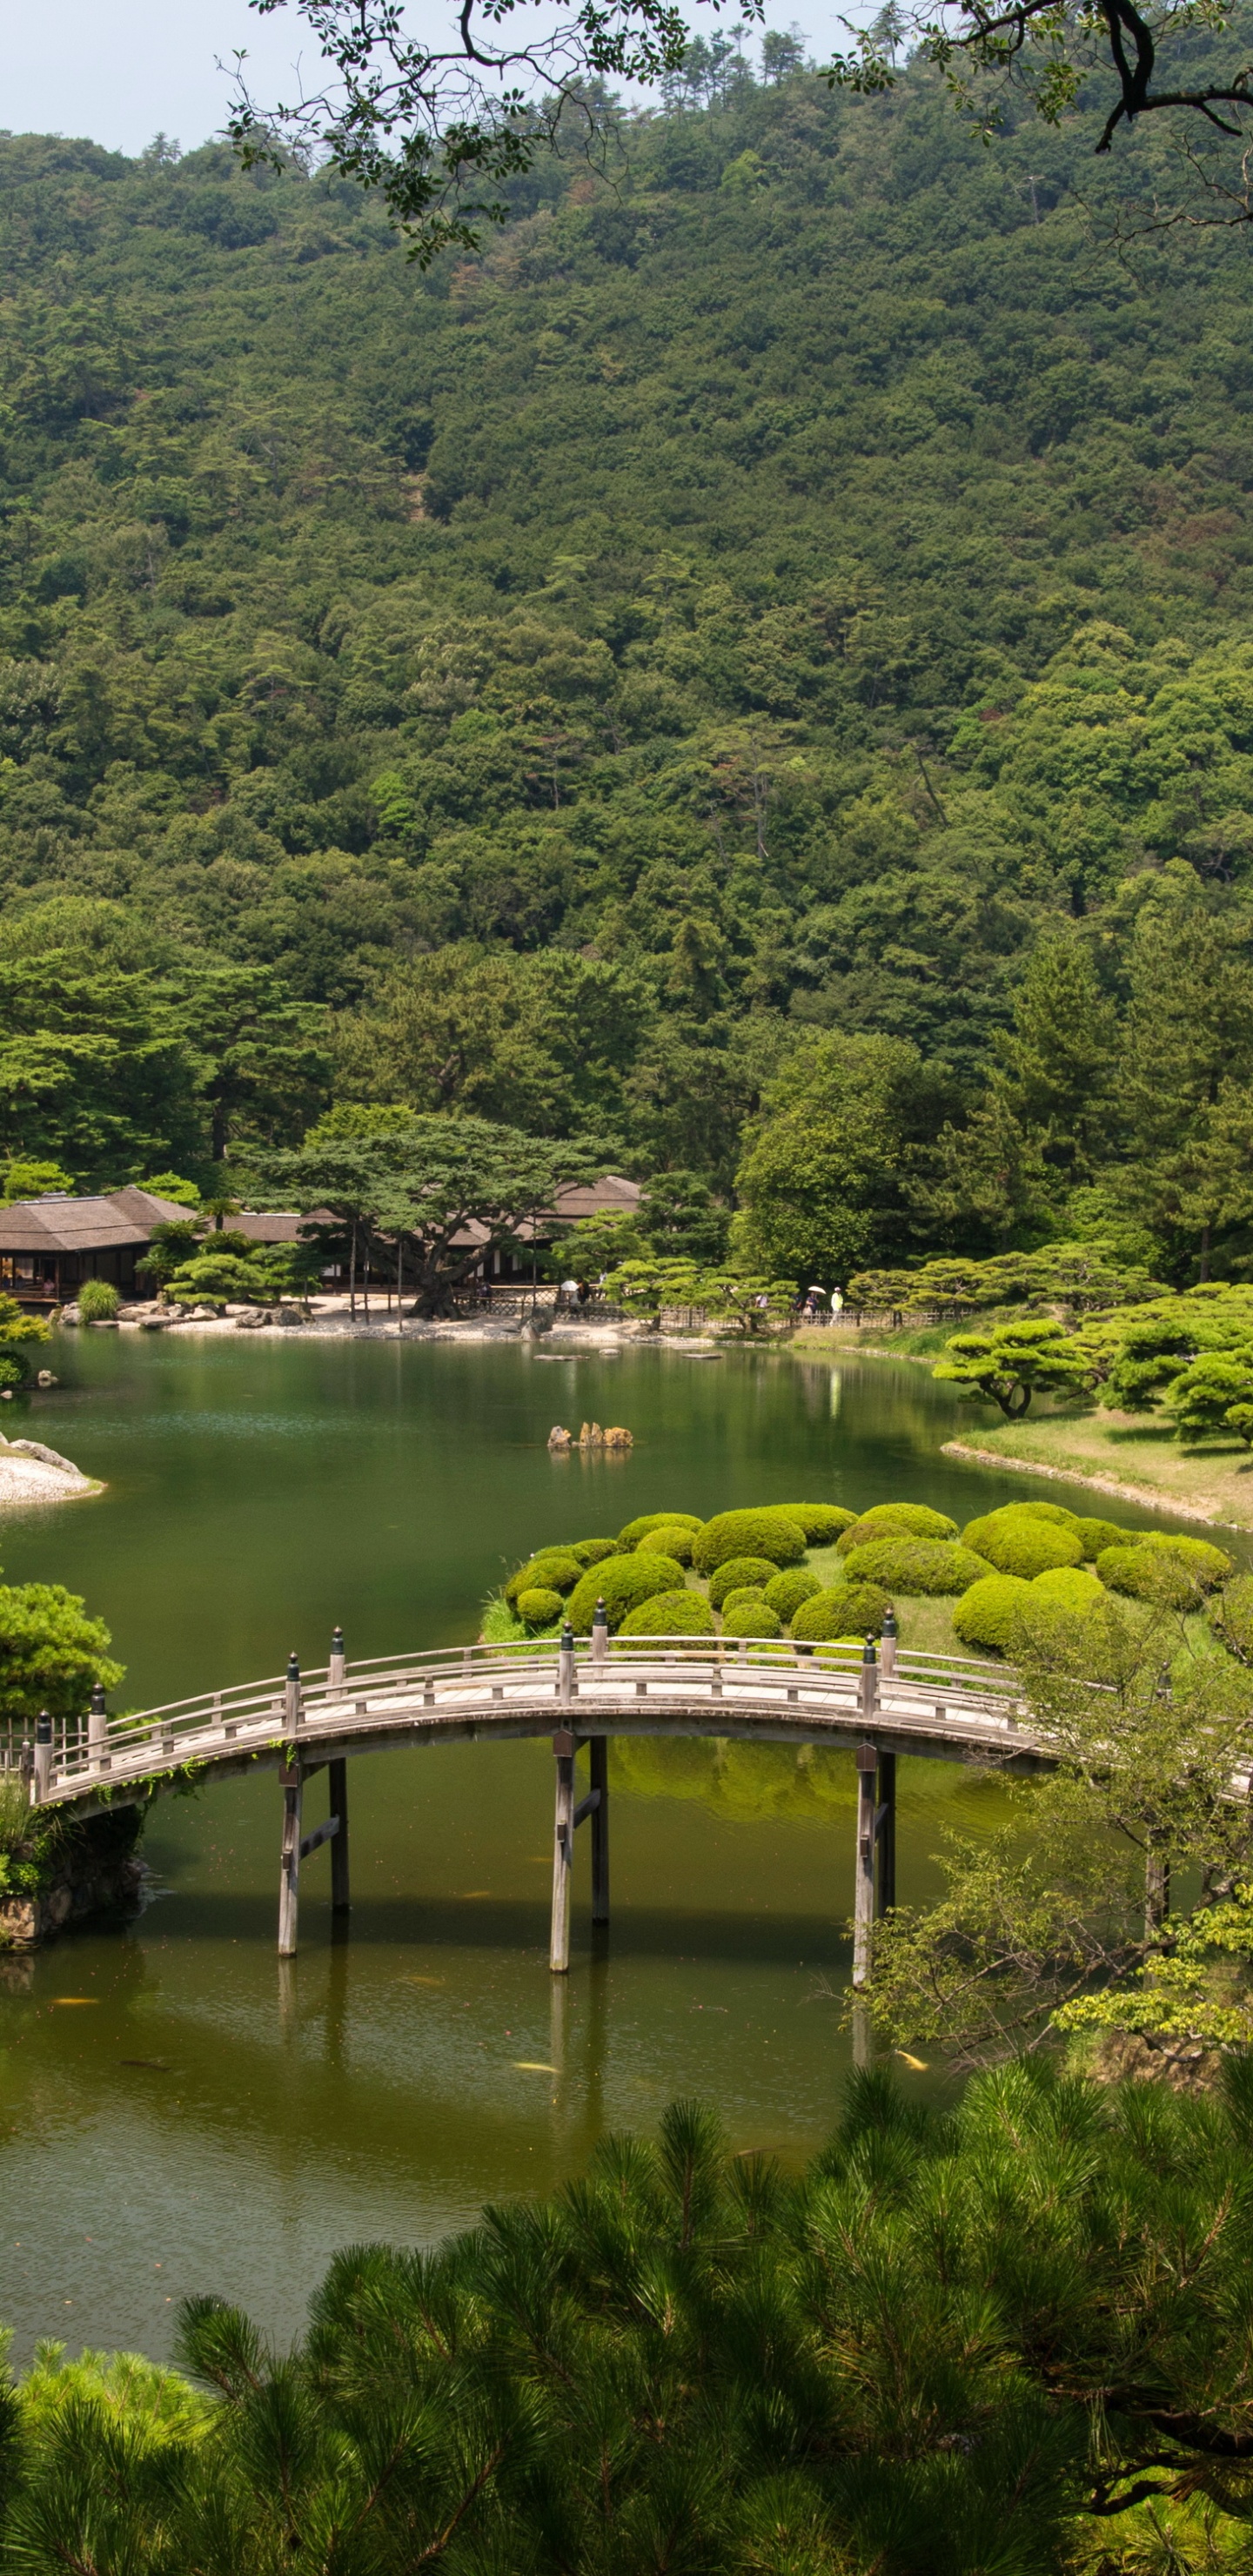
[0,1332,1188,2364]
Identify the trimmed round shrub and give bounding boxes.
[1140,1532,1233,1582]
[720,1598,784,1640]
[841,1539,994,1596]
[763,1567,822,1623]
[1029,1566,1106,1612]
[959,1510,1083,1579]
[1097,1537,1231,1606]
[1011,1500,1084,1533]
[1075,1516,1129,1560]
[774,1504,857,1543]
[836,1503,958,1555]
[952,1574,1034,1652]
[708,1556,781,1610]
[693,1511,807,1575]
[792,1582,891,1642]
[570,1538,620,1568]
[618,1512,703,1551]
[720,1586,769,1621]
[619,1589,716,1639]
[566,1553,687,1633]
[639,1524,697,1565]
[516,1587,563,1627]
[506,1551,582,1605]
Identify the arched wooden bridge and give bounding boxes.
[17,1633,1040,1978]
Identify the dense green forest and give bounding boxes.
[1,56,1252,1275]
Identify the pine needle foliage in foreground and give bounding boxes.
[7,2075,1253,2572]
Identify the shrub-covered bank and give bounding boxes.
[486,1493,1237,1656]
[5,2070,1253,2575]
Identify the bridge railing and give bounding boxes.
[24,1634,1016,1797]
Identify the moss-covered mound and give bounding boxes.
[1011,1500,1083,1533]
[952,1574,1034,1651]
[774,1504,856,1543]
[792,1582,890,1641]
[1074,1516,1129,1560]
[960,1509,1084,1579]
[720,1586,769,1622]
[505,1550,582,1605]
[709,1555,781,1609]
[516,1586,564,1627]
[693,1511,807,1575]
[638,1524,698,1565]
[720,1597,784,1640]
[841,1539,993,1597]
[836,1503,958,1554]
[570,1538,620,1568]
[763,1567,822,1623]
[566,1553,687,1633]
[1029,1566,1106,1612]
[1096,1536,1231,1605]
[619,1589,716,1639]
[618,1512,703,1551]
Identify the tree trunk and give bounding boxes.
[349,1223,357,1320]
[1199,1222,1211,1284]
[1145,1838,1170,1942]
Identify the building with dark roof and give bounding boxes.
[0,1188,193,1309]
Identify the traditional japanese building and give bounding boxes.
[0,1188,194,1309]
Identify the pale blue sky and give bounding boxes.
[1,0,836,159]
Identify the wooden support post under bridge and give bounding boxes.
[277,1636,351,1953]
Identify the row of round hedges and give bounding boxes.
[692,1511,807,1575]
[505,1549,584,1605]
[618,1512,703,1550]
[763,1566,821,1621]
[960,1510,1084,1579]
[774,1504,857,1543]
[638,1523,699,1565]
[841,1538,993,1597]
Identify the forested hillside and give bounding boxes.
[1,60,1252,1272]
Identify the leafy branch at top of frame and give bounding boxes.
[227,0,759,258]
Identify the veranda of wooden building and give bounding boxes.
[0,1188,193,1310]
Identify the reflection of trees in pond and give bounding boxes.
[607,1740,1008,1833]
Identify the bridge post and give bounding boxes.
[88,1682,108,1768]
[876,1749,896,1916]
[278,1762,303,1955]
[328,1627,346,1691]
[285,1652,302,1731]
[591,1599,608,1668]
[880,1609,897,1681]
[550,1727,576,1972]
[32,1712,52,1805]
[590,1736,609,1925]
[852,1741,877,1985]
[329,1759,350,1914]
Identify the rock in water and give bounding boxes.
[604,1426,633,1448]
[547,1426,572,1450]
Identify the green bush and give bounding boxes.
[960,1509,1084,1578]
[639,1524,698,1565]
[516,1587,563,1627]
[773,1504,856,1543]
[1029,1566,1106,1612]
[0,1580,124,1727]
[952,1574,1034,1652]
[619,1589,716,1639]
[1097,1537,1231,1605]
[566,1553,687,1633]
[1075,1516,1129,1560]
[505,1551,582,1605]
[77,1278,120,1323]
[762,1567,822,1622]
[618,1512,703,1551]
[1010,1500,1084,1533]
[792,1582,890,1642]
[841,1539,993,1596]
[720,1598,784,1640]
[692,1511,807,1575]
[836,1503,958,1554]
[708,1556,781,1609]
[570,1539,620,1567]
[720,1586,769,1622]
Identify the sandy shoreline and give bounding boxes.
[0,1438,102,1510]
[941,1440,1247,1532]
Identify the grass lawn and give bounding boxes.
[943,1407,1253,1533]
